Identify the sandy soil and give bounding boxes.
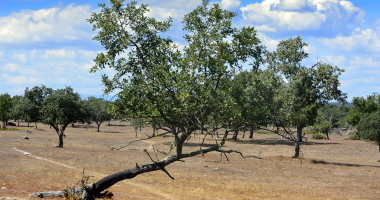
[0,121,379,200]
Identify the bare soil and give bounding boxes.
[1,121,380,200]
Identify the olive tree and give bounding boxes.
[40,86,91,147]
[265,36,347,157]
[86,96,112,132]
[0,93,12,128]
[69,0,265,199]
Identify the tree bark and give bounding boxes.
[249,126,254,139]
[294,126,303,157]
[324,131,330,140]
[58,132,64,147]
[97,123,100,132]
[35,122,37,129]
[232,129,238,140]
[17,119,19,127]
[72,122,75,127]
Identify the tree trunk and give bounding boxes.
[17,119,19,127]
[242,129,246,139]
[58,132,64,148]
[294,126,303,157]
[135,129,137,137]
[97,124,100,132]
[216,131,219,138]
[6,120,8,125]
[232,129,238,140]
[249,126,254,139]
[153,127,155,136]
[27,122,29,127]
[35,122,37,129]
[140,126,141,131]
[324,131,330,140]
[72,122,74,127]
[108,120,111,126]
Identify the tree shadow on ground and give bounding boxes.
[106,124,128,127]
[71,125,96,129]
[101,131,121,133]
[226,138,339,146]
[314,161,380,169]
[163,142,220,148]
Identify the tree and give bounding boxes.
[78,0,265,199]
[347,93,380,126]
[357,111,380,152]
[0,93,12,129]
[10,95,23,126]
[310,114,332,139]
[40,86,91,147]
[265,36,347,157]
[86,96,113,132]
[21,85,54,129]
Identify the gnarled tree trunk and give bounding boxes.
[294,125,303,157]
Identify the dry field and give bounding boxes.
[0,121,380,200]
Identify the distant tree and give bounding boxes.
[357,111,380,152]
[0,93,12,128]
[40,86,91,147]
[347,93,380,126]
[15,85,54,129]
[310,114,332,139]
[86,96,112,132]
[10,95,23,126]
[265,36,347,157]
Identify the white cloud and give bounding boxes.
[221,0,241,10]
[0,4,93,45]
[2,63,38,76]
[12,52,28,64]
[321,55,345,66]
[318,28,380,52]
[257,33,280,51]
[41,49,76,59]
[1,74,41,85]
[240,0,364,32]
[349,56,380,68]
[31,49,36,59]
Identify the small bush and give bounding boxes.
[347,134,361,140]
[311,133,326,140]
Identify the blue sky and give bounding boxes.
[0,0,379,101]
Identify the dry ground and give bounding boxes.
[0,121,380,200]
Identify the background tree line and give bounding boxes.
[0,85,113,147]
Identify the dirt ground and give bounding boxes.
[0,121,380,200]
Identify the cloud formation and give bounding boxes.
[240,0,365,36]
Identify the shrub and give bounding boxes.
[311,133,326,140]
[347,134,361,140]
[357,111,380,151]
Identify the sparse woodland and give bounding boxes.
[0,0,380,199]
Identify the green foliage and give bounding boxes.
[317,103,351,128]
[347,134,361,140]
[357,111,380,146]
[265,36,347,130]
[310,115,331,134]
[347,93,380,126]
[0,93,12,128]
[311,133,326,140]
[40,86,91,147]
[88,0,265,141]
[85,96,113,132]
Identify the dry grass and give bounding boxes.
[1,121,380,199]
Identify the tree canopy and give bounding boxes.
[265,36,347,157]
[86,96,112,132]
[0,93,12,128]
[40,86,91,147]
[347,93,380,126]
[84,0,266,198]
